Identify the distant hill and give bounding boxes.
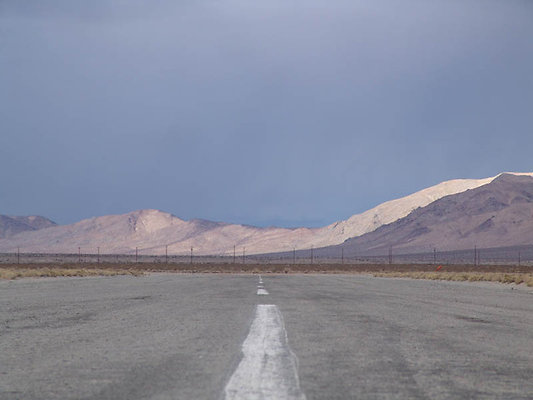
[0,209,318,255]
[0,215,56,239]
[312,173,533,257]
[1,172,532,255]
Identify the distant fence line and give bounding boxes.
[1,244,532,266]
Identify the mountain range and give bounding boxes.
[1,172,532,255]
[310,173,533,257]
[0,215,56,239]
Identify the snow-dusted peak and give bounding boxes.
[498,172,533,178]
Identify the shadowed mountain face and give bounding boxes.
[0,215,57,239]
[318,174,533,256]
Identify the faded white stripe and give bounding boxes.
[224,305,306,400]
[257,288,269,295]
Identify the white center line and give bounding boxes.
[257,288,269,295]
[224,305,306,400]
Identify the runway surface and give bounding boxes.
[1,274,532,399]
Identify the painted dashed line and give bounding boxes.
[257,275,267,295]
[224,305,306,400]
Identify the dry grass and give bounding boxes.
[0,267,144,280]
[1,262,531,286]
[373,271,533,287]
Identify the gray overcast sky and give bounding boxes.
[1,0,532,227]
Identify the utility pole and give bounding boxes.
[474,245,477,266]
[233,245,236,264]
[433,248,436,265]
[341,248,344,264]
[242,247,245,264]
[17,247,20,264]
[136,247,138,263]
[165,245,168,264]
[190,247,193,264]
[311,246,314,265]
[388,246,392,265]
[293,247,296,265]
[518,251,521,267]
[97,247,100,264]
[78,247,81,263]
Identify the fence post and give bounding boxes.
[293,247,296,265]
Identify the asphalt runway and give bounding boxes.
[1,274,532,399]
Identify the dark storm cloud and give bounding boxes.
[1,0,532,226]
